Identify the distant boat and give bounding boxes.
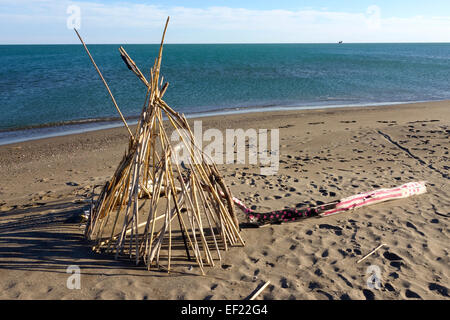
[338,41,343,44]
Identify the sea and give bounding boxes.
[0,43,449,145]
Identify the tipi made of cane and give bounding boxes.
[76,17,244,274]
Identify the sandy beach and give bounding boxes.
[0,100,448,300]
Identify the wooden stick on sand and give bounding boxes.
[249,281,271,300]
[357,243,387,264]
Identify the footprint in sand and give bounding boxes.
[362,289,375,300]
[405,289,421,299]
[406,222,425,236]
[428,283,449,297]
[319,224,343,236]
[383,251,402,261]
[337,274,353,288]
[308,122,325,125]
[280,277,289,289]
[384,283,395,292]
[338,249,348,258]
[308,281,321,290]
[389,272,399,279]
[249,257,259,264]
[316,290,333,300]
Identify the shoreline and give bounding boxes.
[0,99,448,300]
[0,99,447,146]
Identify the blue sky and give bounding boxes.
[1,0,449,44]
[70,0,450,16]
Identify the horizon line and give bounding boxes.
[1,41,450,45]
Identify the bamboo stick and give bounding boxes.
[167,181,172,272]
[74,29,135,141]
[249,281,271,300]
[193,177,222,261]
[119,46,149,87]
[357,244,387,264]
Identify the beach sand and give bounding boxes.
[0,101,448,300]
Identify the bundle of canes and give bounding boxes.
[75,17,244,275]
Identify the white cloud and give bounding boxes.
[0,0,449,43]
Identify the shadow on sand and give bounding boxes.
[0,201,195,277]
